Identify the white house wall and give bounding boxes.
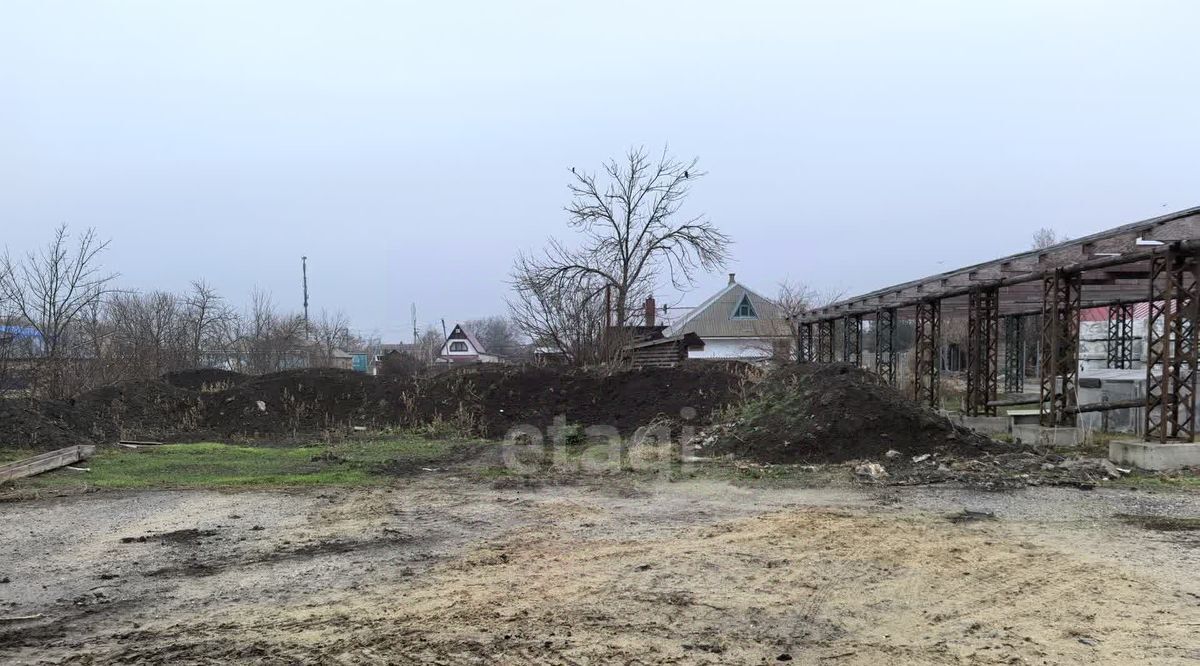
[1079,319,1148,371]
[688,337,782,360]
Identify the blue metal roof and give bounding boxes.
[0,325,41,339]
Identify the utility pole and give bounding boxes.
[301,256,310,336]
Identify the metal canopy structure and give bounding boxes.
[798,206,1200,443]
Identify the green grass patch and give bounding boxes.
[0,448,40,465]
[3,437,488,491]
[1117,471,1200,493]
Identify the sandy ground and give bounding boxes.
[2,475,1200,665]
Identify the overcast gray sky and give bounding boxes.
[3,1,1197,341]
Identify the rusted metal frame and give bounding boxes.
[1040,269,1081,427]
[913,299,941,407]
[1169,251,1198,441]
[815,320,835,363]
[1145,253,1172,442]
[799,323,814,363]
[967,290,980,412]
[1039,275,1058,427]
[874,308,896,386]
[842,314,862,367]
[1106,303,1135,369]
[1003,316,1024,393]
[981,288,999,415]
[965,287,999,416]
[800,238,1200,324]
[803,208,1200,322]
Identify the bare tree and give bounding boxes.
[244,289,306,374]
[464,316,523,358]
[312,308,352,366]
[182,280,232,368]
[772,279,847,362]
[1032,228,1067,250]
[519,146,731,346]
[107,290,189,378]
[0,224,117,397]
[0,265,16,394]
[508,268,608,366]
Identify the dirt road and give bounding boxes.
[2,477,1199,664]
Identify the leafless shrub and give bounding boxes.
[0,224,117,398]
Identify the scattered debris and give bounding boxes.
[854,462,889,481]
[0,613,43,623]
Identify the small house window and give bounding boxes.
[449,341,469,352]
[732,294,758,319]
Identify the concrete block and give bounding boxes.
[1012,424,1081,447]
[948,414,1010,435]
[1109,440,1200,471]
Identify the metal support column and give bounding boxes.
[966,287,999,416]
[1039,269,1081,427]
[875,308,896,386]
[816,320,835,363]
[842,314,862,366]
[1107,303,1135,369]
[1003,316,1024,393]
[913,300,941,408]
[1145,246,1199,442]
[799,322,814,363]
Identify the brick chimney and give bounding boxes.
[644,296,656,327]
[728,273,736,285]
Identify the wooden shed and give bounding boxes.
[622,333,705,369]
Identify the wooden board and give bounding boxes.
[0,445,96,483]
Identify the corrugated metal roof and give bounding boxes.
[1080,304,1151,322]
[665,282,789,339]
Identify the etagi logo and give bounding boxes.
[500,407,701,474]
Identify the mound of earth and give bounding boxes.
[417,361,753,438]
[40,380,205,445]
[0,362,757,450]
[162,368,248,391]
[199,368,417,437]
[700,363,998,465]
[0,400,87,450]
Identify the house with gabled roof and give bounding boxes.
[435,323,501,364]
[664,274,792,361]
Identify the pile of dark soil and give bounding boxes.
[0,362,755,449]
[701,363,999,465]
[416,361,753,438]
[199,368,417,437]
[0,400,82,450]
[162,369,248,391]
[38,380,205,445]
